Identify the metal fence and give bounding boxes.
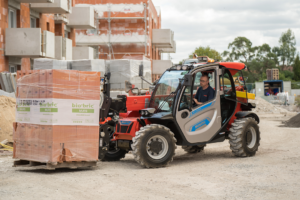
[266,95,295,105]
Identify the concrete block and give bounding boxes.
[73,47,94,60]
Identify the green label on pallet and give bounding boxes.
[17,107,30,112]
[40,108,58,112]
[72,109,94,113]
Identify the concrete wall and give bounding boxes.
[72,47,94,60]
[283,81,291,95]
[55,36,63,60]
[291,89,300,96]
[255,82,264,97]
[5,28,42,57]
[65,38,73,60]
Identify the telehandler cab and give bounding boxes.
[98,62,260,168]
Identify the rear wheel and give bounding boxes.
[229,117,260,157]
[131,124,177,168]
[182,145,206,153]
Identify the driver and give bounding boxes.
[193,74,215,105]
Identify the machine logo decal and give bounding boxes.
[120,121,132,125]
[189,117,211,132]
[189,101,215,118]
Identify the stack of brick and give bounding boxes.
[13,69,100,163]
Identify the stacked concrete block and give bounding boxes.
[108,59,152,90]
[33,58,69,70]
[71,59,106,75]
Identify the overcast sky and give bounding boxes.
[152,0,300,64]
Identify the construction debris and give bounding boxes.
[283,113,300,128]
[250,96,295,114]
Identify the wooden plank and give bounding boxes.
[13,160,98,170]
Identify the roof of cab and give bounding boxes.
[219,62,246,71]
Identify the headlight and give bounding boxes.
[182,66,187,70]
[140,110,145,116]
[176,65,182,70]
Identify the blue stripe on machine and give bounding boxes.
[189,117,211,132]
[189,101,215,118]
[120,121,132,125]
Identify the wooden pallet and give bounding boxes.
[13,160,98,170]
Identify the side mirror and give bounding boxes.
[139,64,144,77]
[183,74,193,86]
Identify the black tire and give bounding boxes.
[100,149,127,161]
[182,145,206,153]
[229,117,260,157]
[131,124,177,168]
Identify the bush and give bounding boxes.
[296,96,300,107]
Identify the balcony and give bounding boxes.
[72,47,95,60]
[152,29,174,48]
[67,7,96,29]
[31,0,71,14]
[55,36,72,60]
[152,60,172,75]
[159,40,176,53]
[5,28,54,58]
[75,31,146,46]
[54,14,68,24]
[16,0,53,3]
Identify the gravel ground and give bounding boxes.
[0,114,300,200]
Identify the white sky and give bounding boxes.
[152,0,300,64]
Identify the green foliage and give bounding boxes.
[279,29,297,67]
[190,46,222,61]
[222,37,258,72]
[293,54,300,81]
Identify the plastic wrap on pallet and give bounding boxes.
[108,59,152,90]
[33,58,69,70]
[0,89,15,98]
[71,59,106,74]
[13,69,100,163]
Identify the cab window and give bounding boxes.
[192,70,216,107]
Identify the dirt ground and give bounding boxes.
[0,113,300,200]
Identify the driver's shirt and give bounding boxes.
[195,86,215,103]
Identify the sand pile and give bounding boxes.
[283,113,300,128]
[0,96,16,142]
[249,96,293,114]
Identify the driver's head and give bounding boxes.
[200,74,209,88]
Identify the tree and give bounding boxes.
[189,46,222,61]
[222,37,258,72]
[294,54,300,81]
[279,29,296,69]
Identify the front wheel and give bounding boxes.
[131,124,177,168]
[229,117,260,157]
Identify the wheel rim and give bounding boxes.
[146,135,169,160]
[246,127,257,148]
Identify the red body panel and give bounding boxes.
[112,118,150,141]
[126,95,151,111]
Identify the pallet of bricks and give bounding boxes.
[266,68,279,80]
[13,69,101,170]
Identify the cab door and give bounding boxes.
[175,66,222,144]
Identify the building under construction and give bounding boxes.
[0,0,176,82]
